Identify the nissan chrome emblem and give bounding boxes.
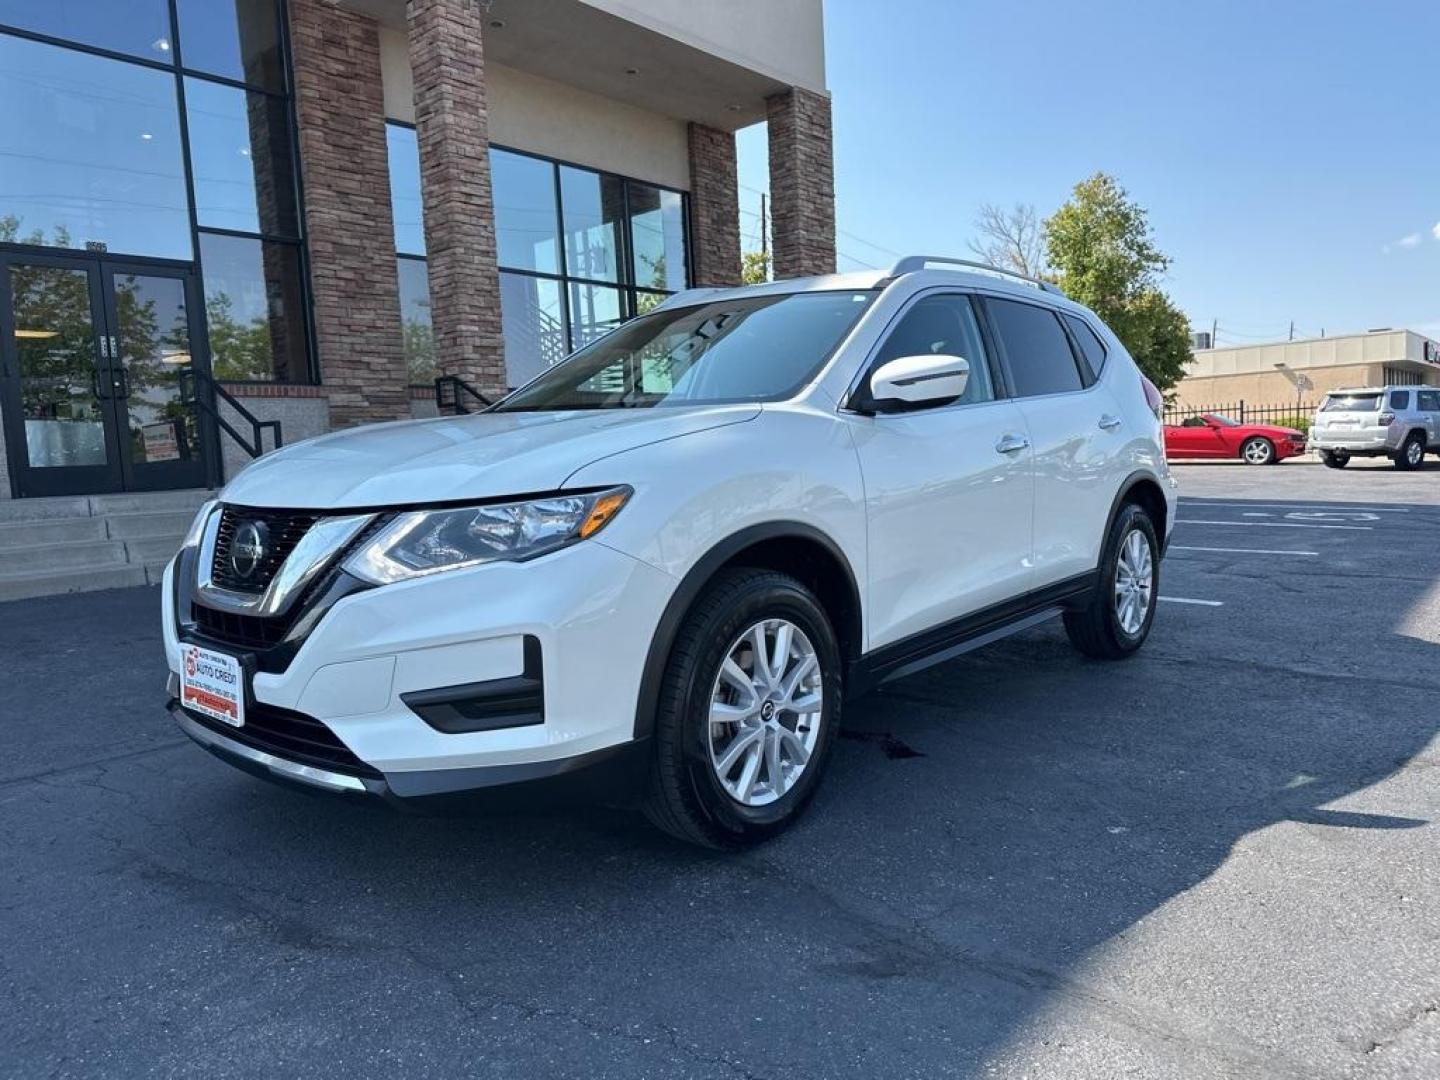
[229,520,269,580]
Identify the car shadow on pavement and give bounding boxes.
[4,495,1440,1076]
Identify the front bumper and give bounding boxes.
[163,537,676,797]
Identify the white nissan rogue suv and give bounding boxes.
[163,257,1177,848]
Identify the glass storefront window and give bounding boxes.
[198,232,306,382]
[492,150,560,274]
[629,183,687,291]
[568,282,625,349]
[386,124,425,257]
[499,272,565,389]
[175,0,284,92]
[397,257,435,383]
[185,77,297,237]
[0,34,190,258]
[0,0,173,62]
[560,166,623,283]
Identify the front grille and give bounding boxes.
[192,603,292,651]
[182,701,381,779]
[211,505,321,594]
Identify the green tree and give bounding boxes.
[205,292,275,381]
[1044,173,1192,390]
[741,250,770,285]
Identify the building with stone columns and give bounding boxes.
[0,0,834,500]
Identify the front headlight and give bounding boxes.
[343,486,631,585]
[182,499,218,550]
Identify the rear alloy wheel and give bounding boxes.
[1064,503,1159,660]
[1321,450,1349,469]
[1394,433,1425,471]
[643,568,841,849]
[1241,436,1274,465]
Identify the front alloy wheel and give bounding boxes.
[643,568,841,849]
[708,619,823,806]
[1241,437,1274,465]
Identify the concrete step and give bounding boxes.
[0,564,149,603]
[0,517,109,549]
[87,489,213,516]
[105,510,198,541]
[124,536,185,565]
[0,488,213,525]
[0,495,94,524]
[1,539,130,576]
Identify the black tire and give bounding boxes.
[1064,502,1159,660]
[1240,436,1274,465]
[1393,432,1425,471]
[642,567,842,849]
[1321,450,1349,469]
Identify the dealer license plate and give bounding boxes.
[180,644,245,728]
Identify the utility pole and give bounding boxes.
[1211,318,1218,347]
[1289,320,1295,341]
[759,193,767,257]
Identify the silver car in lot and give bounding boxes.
[1310,386,1440,470]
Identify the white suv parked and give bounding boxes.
[163,257,1177,848]
[1310,386,1440,470]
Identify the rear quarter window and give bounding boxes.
[1389,390,1411,410]
[1062,313,1108,382]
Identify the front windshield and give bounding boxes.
[497,290,877,412]
[1206,413,1240,427]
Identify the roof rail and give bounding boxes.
[887,256,1065,296]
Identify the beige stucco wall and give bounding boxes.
[1171,364,1385,410]
[379,28,689,190]
[1186,332,1411,379]
[580,0,826,93]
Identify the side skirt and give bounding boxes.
[848,571,1097,697]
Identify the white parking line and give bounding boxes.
[1178,519,1372,531]
[1159,596,1224,607]
[1171,545,1319,557]
[1179,501,1410,513]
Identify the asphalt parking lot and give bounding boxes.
[3,459,1439,1079]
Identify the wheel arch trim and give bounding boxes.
[632,521,863,741]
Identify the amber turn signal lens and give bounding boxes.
[578,488,631,539]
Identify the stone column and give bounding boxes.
[288,0,408,426]
[407,0,506,399]
[766,87,836,279]
[686,122,741,286]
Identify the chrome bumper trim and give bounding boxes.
[171,706,368,794]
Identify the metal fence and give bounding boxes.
[1162,400,1317,430]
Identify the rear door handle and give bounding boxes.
[995,432,1030,454]
[1098,414,1122,430]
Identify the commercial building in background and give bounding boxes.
[0,0,834,500]
[1173,329,1440,411]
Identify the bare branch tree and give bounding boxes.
[967,202,1048,278]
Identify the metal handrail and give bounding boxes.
[434,374,493,415]
[887,256,1065,296]
[179,370,283,459]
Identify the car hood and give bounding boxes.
[219,404,761,509]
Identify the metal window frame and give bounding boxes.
[0,2,320,387]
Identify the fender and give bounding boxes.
[1104,468,1170,557]
[631,521,862,740]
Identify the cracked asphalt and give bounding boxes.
[3,459,1439,1078]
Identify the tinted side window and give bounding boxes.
[987,298,1085,397]
[872,294,994,405]
[1389,390,1411,410]
[1418,390,1440,412]
[1062,313,1107,382]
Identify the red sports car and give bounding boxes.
[1163,413,1307,465]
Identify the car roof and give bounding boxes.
[656,263,1093,317]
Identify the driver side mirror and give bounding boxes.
[866,354,970,412]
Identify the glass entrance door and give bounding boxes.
[0,252,212,497]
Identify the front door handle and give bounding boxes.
[1098,414,1122,430]
[995,432,1030,454]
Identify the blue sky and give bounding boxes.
[738,0,1440,345]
